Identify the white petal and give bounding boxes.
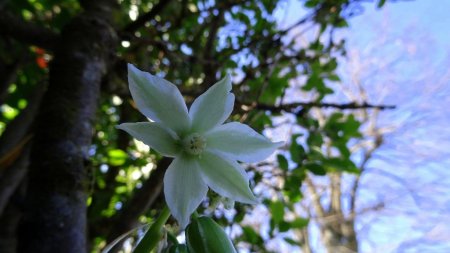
[128,64,190,134]
[197,151,258,204]
[164,156,208,228]
[116,122,180,157]
[205,122,284,163]
[189,74,234,132]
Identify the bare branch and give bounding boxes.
[305,176,326,217]
[330,173,342,213]
[281,11,316,34]
[253,101,395,113]
[349,110,383,213]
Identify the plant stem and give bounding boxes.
[133,206,171,253]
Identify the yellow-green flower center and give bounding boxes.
[183,133,206,155]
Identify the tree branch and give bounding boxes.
[0,79,46,216]
[330,173,342,213]
[0,10,58,51]
[305,176,325,217]
[253,101,396,113]
[202,8,225,86]
[349,111,384,213]
[0,178,26,253]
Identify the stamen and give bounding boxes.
[182,133,206,155]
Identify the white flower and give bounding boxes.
[117,64,283,228]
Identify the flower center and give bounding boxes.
[182,133,206,155]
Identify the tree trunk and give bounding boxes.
[18,1,117,252]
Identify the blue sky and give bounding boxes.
[346,1,450,252]
[270,0,450,252]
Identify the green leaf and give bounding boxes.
[302,73,322,91]
[186,216,237,253]
[277,154,289,171]
[165,244,188,253]
[307,131,323,147]
[305,0,320,8]
[261,0,277,13]
[284,168,305,202]
[304,163,326,176]
[290,217,309,228]
[323,157,360,174]
[342,114,362,138]
[323,58,338,72]
[259,74,289,104]
[270,201,284,225]
[107,149,127,166]
[278,221,290,232]
[378,0,387,8]
[335,19,348,28]
[241,226,264,245]
[328,74,341,82]
[289,135,305,164]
